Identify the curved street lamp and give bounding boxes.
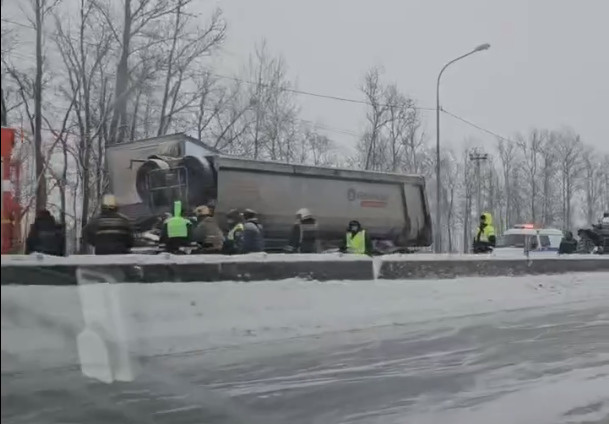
[435,43,490,253]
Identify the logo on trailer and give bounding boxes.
[347,187,389,208]
[347,188,357,201]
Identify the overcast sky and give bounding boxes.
[3,0,607,153]
[212,0,609,152]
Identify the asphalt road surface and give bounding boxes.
[2,302,609,424]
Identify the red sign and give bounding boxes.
[1,127,16,158]
[360,200,387,208]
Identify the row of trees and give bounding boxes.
[353,68,609,251]
[1,0,337,250]
[1,0,607,252]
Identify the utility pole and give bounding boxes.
[469,149,488,218]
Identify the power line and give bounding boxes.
[208,72,437,112]
[2,38,512,144]
[442,108,515,144]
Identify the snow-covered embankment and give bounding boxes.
[2,272,608,374]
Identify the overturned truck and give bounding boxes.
[106,133,433,252]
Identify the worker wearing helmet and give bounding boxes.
[160,200,192,254]
[242,208,265,253]
[223,209,245,254]
[339,220,372,255]
[192,205,224,253]
[473,212,496,253]
[82,194,134,255]
[285,208,320,253]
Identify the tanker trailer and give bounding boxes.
[106,134,432,252]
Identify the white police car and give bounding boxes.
[494,224,563,257]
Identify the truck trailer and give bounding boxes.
[106,133,433,251]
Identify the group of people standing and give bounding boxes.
[471,210,609,255]
[559,212,609,254]
[24,193,375,256]
[81,195,266,255]
[158,201,265,255]
[157,203,373,255]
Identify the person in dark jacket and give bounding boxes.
[285,208,320,253]
[223,209,245,254]
[83,194,134,255]
[192,205,224,253]
[242,208,265,253]
[160,200,192,253]
[339,220,373,255]
[600,212,609,226]
[25,209,64,256]
[558,230,578,254]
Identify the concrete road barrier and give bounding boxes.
[378,256,609,280]
[0,258,375,285]
[1,254,608,285]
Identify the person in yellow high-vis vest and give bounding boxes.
[160,200,192,254]
[472,212,496,253]
[340,220,372,255]
[223,208,245,254]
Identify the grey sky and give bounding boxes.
[213,0,609,152]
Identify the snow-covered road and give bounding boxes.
[2,273,609,423]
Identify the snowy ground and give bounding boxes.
[2,273,609,423]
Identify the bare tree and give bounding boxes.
[92,0,182,144]
[296,126,337,166]
[603,154,609,213]
[2,0,60,211]
[538,131,558,226]
[401,105,427,175]
[207,80,252,152]
[359,66,391,170]
[383,84,407,172]
[238,40,300,160]
[496,138,517,227]
[461,148,476,252]
[54,0,115,233]
[441,149,461,252]
[1,3,13,126]
[42,89,78,236]
[555,129,583,229]
[31,0,61,211]
[516,129,544,223]
[156,2,226,135]
[581,145,603,224]
[354,69,428,175]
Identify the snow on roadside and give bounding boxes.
[2,272,608,374]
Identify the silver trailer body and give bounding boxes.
[106,134,432,250]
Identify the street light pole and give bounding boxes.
[435,43,490,253]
